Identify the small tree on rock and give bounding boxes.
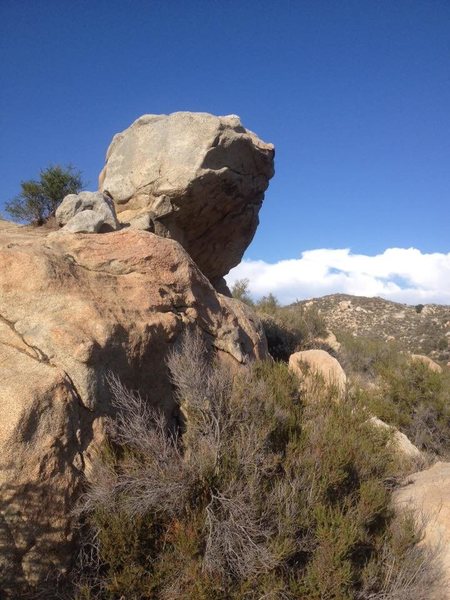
[5,164,84,225]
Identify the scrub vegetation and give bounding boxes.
[339,334,450,458]
[72,332,442,600]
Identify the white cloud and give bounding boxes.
[226,248,450,305]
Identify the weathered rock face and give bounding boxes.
[288,349,347,397]
[98,112,275,283]
[0,221,268,593]
[394,462,450,598]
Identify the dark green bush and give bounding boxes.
[338,334,402,379]
[437,337,448,351]
[230,284,328,361]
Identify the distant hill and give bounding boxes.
[293,293,450,363]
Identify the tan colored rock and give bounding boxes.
[288,349,347,396]
[394,462,450,598]
[422,305,436,317]
[411,354,443,373]
[99,112,274,283]
[368,416,423,463]
[0,223,268,593]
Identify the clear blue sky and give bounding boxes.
[1,0,449,264]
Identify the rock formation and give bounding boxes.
[98,112,274,285]
[288,349,347,397]
[0,220,267,593]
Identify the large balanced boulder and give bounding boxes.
[98,112,274,285]
[0,221,268,594]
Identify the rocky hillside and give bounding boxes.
[295,293,450,363]
[0,112,273,596]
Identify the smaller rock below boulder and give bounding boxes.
[289,349,347,397]
[56,191,119,233]
[410,354,443,373]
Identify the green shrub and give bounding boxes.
[73,332,442,599]
[338,334,402,379]
[256,292,280,315]
[5,164,84,225]
[338,335,450,457]
[437,337,448,351]
[229,286,328,362]
[259,304,327,361]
